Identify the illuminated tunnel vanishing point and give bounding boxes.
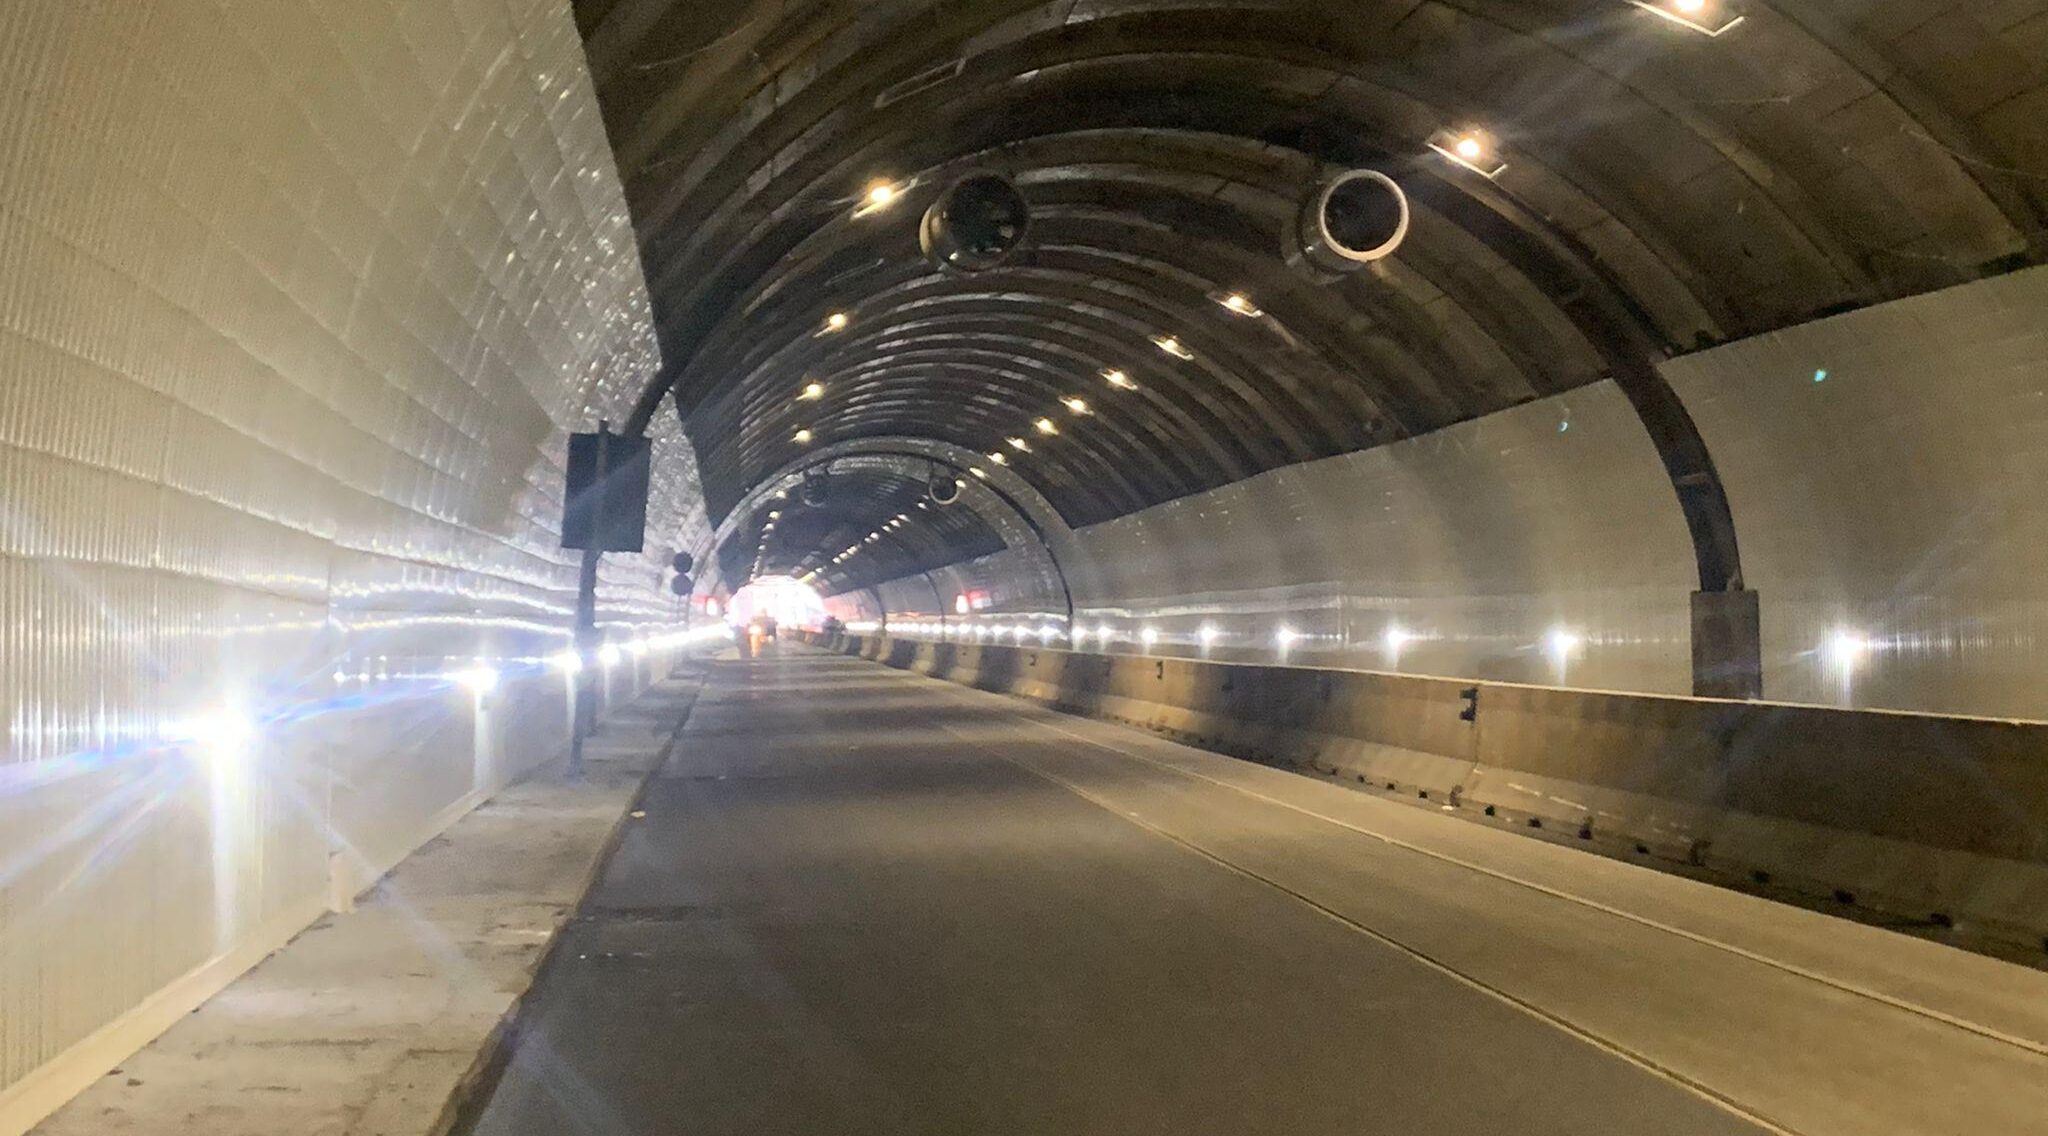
[2,2,2048,1135]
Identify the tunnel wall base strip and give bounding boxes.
[813,632,2048,957]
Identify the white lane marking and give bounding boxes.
[873,659,2048,1062]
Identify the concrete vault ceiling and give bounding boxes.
[571,0,2047,592]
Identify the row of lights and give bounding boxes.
[330,626,730,694]
[795,1,1745,579]
[804,498,943,582]
[171,625,736,764]
[879,620,1581,661]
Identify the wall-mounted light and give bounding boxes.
[178,704,258,762]
[1627,0,1744,36]
[1825,628,1872,669]
[1429,128,1508,178]
[799,381,825,400]
[1152,335,1194,360]
[1103,369,1136,390]
[1546,627,1583,661]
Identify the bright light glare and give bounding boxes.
[1384,625,1412,651]
[1198,624,1220,645]
[824,312,849,332]
[1103,369,1136,389]
[1033,417,1059,435]
[1097,624,1113,641]
[1007,437,1031,452]
[549,650,583,675]
[597,644,624,667]
[792,428,813,444]
[179,705,257,757]
[454,663,500,694]
[800,381,825,400]
[1546,628,1583,658]
[1826,628,1871,668]
[1455,136,1483,159]
[1040,626,1059,642]
[866,181,898,207]
[1276,627,1299,648]
[1219,292,1261,317]
[1062,397,1090,415]
[1140,627,1160,647]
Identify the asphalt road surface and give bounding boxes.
[457,649,2048,1136]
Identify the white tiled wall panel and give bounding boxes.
[865,266,2048,722]
[0,0,706,1114]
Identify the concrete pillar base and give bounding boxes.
[1692,589,1762,700]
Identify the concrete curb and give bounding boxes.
[426,664,712,1136]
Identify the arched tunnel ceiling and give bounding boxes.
[718,462,1008,593]
[573,0,2048,582]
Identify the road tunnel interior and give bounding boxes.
[5,2,2048,1132]
[577,0,2048,715]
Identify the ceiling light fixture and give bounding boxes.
[1062,397,1090,415]
[1216,292,1262,317]
[1152,335,1194,360]
[1032,417,1058,436]
[822,312,850,333]
[1103,369,1136,390]
[1627,0,1745,36]
[792,428,813,444]
[1006,437,1031,452]
[1428,128,1509,178]
[799,381,825,400]
[987,452,1008,466]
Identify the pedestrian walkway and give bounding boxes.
[32,675,704,1136]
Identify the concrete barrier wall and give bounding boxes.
[814,632,2048,948]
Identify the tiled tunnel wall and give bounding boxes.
[851,266,2048,722]
[0,0,707,1120]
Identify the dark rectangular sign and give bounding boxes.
[561,430,651,552]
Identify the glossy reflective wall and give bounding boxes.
[856,266,2048,723]
[0,0,704,1121]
